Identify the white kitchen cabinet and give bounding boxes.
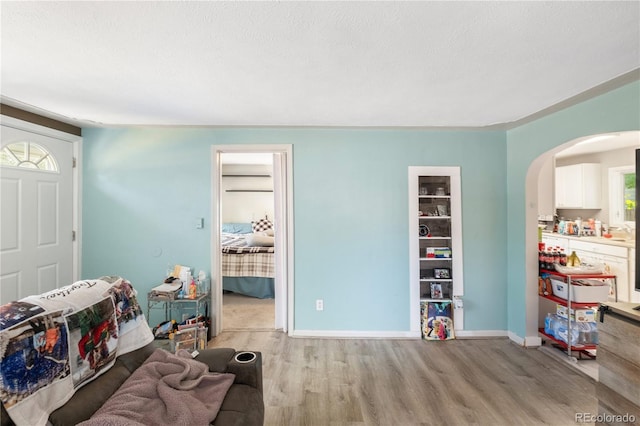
[542,234,569,251]
[555,163,601,209]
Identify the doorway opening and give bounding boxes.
[525,131,638,376]
[211,145,293,336]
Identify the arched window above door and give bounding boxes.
[0,141,59,172]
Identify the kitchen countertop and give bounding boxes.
[600,301,640,322]
[542,231,635,249]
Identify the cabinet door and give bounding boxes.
[580,164,602,209]
[554,166,568,208]
[601,254,629,303]
[555,163,601,209]
[556,165,582,208]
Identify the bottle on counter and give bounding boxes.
[188,278,197,299]
[567,250,581,267]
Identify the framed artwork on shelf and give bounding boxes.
[430,282,443,299]
[434,268,450,279]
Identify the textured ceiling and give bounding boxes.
[1,1,639,128]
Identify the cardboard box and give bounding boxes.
[556,304,596,322]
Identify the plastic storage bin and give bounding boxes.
[550,279,609,302]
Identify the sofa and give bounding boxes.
[1,342,264,426]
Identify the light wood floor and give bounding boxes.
[209,332,597,426]
[222,292,275,330]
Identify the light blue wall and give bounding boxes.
[505,80,640,338]
[82,128,507,331]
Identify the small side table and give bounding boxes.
[147,292,209,323]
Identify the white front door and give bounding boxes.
[0,124,74,303]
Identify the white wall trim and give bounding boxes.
[294,329,511,340]
[408,166,464,335]
[508,331,525,346]
[291,330,422,339]
[524,336,542,347]
[455,330,509,338]
[211,144,294,337]
[507,331,542,347]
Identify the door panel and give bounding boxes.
[0,125,74,304]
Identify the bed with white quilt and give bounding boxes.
[221,220,275,299]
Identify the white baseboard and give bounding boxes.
[524,336,542,347]
[507,331,542,347]
[289,329,513,340]
[290,330,421,339]
[455,330,508,338]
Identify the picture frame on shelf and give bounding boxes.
[430,282,443,299]
[434,268,450,279]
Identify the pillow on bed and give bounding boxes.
[222,223,253,234]
[251,218,273,233]
[246,234,275,247]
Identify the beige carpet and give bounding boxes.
[222,292,275,330]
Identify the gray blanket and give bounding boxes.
[79,349,235,426]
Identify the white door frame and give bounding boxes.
[210,144,294,336]
[0,115,82,283]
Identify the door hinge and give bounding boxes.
[72,157,77,168]
[72,230,76,242]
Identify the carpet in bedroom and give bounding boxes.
[222,292,275,330]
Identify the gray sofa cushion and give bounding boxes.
[214,384,265,426]
[1,346,264,426]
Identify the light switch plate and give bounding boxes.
[196,218,204,229]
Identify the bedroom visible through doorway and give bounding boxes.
[211,144,293,336]
[220,152,275,330]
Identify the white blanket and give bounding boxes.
[0,277,154,426]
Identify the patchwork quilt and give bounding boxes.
[0,277,154,426]
[221,232,275,278]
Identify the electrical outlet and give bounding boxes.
[316,299,323,311]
